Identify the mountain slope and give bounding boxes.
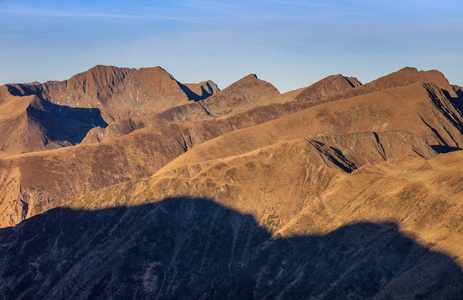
[63,131,435,234]
[293,74,362,102]
[82,72,365,144]
[81,73,282,143]
[0,91,107,157]
[158,82,463,174]
[1,66,463,298]
[6,65,217,123]
[39,131,463,298]
[1,69,462,227]
[83,67,458,147]
[1,133,460,298]
[0,65,219,156]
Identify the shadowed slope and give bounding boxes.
[0,92,107,156]
[454,85,463,98]
[26,97,108,145]
[0,197,461,299]
[184,80,220,101]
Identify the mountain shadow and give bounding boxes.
[430,145,462,154]
[176,81,217,102]
[0,197,462,299]
[26,99,108,145]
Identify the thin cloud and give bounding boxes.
[0,7,214,23]
[180,0,241,11]
[0,8,142,19]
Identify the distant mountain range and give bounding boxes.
[0,65,462,299]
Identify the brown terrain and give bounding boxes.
[0,65,220,157]
[0,65,462,299]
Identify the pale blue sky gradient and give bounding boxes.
[0,0,462,92]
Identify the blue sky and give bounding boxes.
[0,0,462,92]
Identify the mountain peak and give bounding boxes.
[293,73,361,102]
[368,66,455,96]
[398,66,419,73]
[222,73,279,96]
[232,73,259,83]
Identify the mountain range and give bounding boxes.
[0,65,462,299]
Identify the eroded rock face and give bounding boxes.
[0,198,461,299]
[310,130,438,168]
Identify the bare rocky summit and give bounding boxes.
[0,65,220,157]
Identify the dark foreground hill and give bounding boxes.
[0,197,462,299]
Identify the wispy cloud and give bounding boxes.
[0,7,216,23]
[0,8,141,19]
[180,0,241,11]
